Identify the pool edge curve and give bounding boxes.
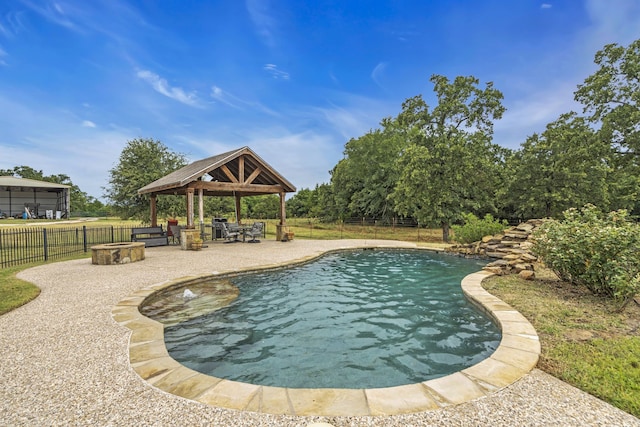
[112,247,540,417]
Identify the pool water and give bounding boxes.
[160,249,501,389]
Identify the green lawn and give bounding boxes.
[0,265,41,315]
[484,271,640,417]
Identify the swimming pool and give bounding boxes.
[144,249,501,389]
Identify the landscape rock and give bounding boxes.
[447,219,546,276]
[519,270,536,280]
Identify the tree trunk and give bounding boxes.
[442,221,450,242]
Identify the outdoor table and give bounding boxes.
[230,224,253,242]
[238,225,253,242]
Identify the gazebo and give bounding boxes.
[137,146,296,239]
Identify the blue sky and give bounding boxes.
[1,1,639,201]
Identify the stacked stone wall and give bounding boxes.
[446,219,545,279]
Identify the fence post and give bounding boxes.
[83,226,88,252]
[43,228,49,261]
[111,225,114,243]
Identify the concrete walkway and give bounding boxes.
[2,240,639,426]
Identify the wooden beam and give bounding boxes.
[192,181,283,193]
[245,167,262,185]
[220,164,238,183]
[239,155,245,183]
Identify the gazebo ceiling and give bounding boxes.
[137,146,296,197]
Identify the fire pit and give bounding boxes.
[91,242,145,265]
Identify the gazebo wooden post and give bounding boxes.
[234,194,242,224]
[150,194,157,227]
[279,191,286,226]
[276,191,287,241]
[198,188,204,238]
[186,188,195,228]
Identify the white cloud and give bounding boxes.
[82,120,96,128]
[0,22,9,38]
[210,85,239,108]
[246,0,277,47]
[541,4,552,9]
[584,0,640,46]
[310,94,392,141]
[210,85,281,117]
[136,69,199,106]
[19,0,80,32]
[371,62,388,90]
[263,64,290,80]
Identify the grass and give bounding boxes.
[484,269,640,417]
[0,265,41,315]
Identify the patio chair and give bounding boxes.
[221,222,240,243]
[244,222,263,243]
[169,224,182,245]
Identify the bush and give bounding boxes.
[452,213,508,244]
[532,205,640,309]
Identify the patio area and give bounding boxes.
[1,240,638,426]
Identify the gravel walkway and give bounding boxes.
[2,239,639,426]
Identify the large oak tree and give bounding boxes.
[575,39,640,213]
[390,75,506,242]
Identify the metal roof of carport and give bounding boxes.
[0,176,71,190]
[137,146,296,197]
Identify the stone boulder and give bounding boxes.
[446,219,545,276]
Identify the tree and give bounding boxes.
[286,188,316,217]
[105,138,187,221]
[244,195,280,219]
[330,119,408,220]
[504,113,611,218]
[204,196,235,219]
[574,39,640,213]
[575,39,640,157]
[309,183,337,220]
[390,75,506,241]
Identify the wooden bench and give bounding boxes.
[131,226,168,247]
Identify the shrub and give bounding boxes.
[452,213,508,244]
[532,205,640,309]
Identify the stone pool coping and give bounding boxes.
[112,247,540,417]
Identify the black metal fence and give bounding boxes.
[0,226,133,269]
